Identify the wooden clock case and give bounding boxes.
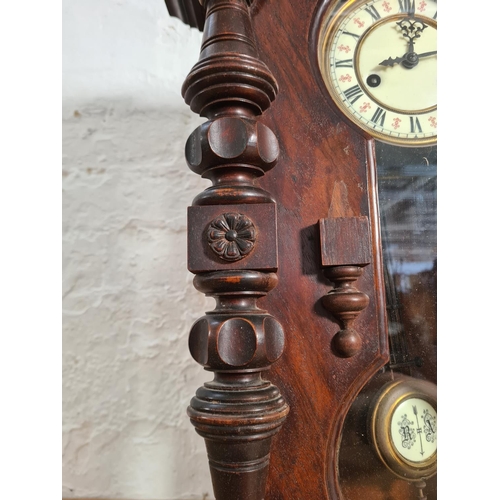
[165,0,437,498]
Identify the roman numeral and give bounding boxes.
[365,5,381,21]
[433,10,437,19]
[371,107,386,127]
[398,0,415,16]
[410,116,422,133]
[334,58,354,68]
[344,85,364,104]
[342,30,360,40]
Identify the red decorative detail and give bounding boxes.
[339,74,352,83]
[428,116,437,128]
[392,117,402,130]
[338,44,351,54]
[382,1,392,12]
[354,18,365,28]
[418,1,427,12]
[359,102,371,113]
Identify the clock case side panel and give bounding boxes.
[250,1,390,498]
[326,138,390,499]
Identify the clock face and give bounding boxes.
[318,0,437,146]
[390,397,437,463]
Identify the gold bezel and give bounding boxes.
[368,376,437,480]
[317,0,437,147]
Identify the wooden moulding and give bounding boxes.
[165,0,205,30]
[319,217,371,358]
[181,0,289,499]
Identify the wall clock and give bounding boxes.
[165,0,437,498]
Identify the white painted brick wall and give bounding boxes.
[62,1,215,498]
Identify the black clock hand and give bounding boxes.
[418,50,437,59]
[379,50,437,68]
[413,405,425,456]
[397,18,428,54]
[379,55,404,67]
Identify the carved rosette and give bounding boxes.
[181,1,288,499]
[207,213,256,262]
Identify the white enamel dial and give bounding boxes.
[390,397,437,463]
[369,377,437,480]
[319,0,437,146]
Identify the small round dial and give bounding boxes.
[390,397,437,463]
[318,0,437,146]
[369,376,437,480]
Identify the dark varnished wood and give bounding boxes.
[165,0,205,29]
[250,1,389,498]
[171,0,436,499]
[181,1,289,499]
[320,217,371,358]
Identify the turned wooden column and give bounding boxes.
[181,1,289,498]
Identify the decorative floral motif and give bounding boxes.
[392,117,402,130]
[382,1,392,12]
[354,18,365,28]
[359,102,371,113]
[207,213,256,262]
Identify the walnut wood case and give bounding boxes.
[165,0,437,498]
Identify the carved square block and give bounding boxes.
[319,216,371,267]
[188,203,278,273]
